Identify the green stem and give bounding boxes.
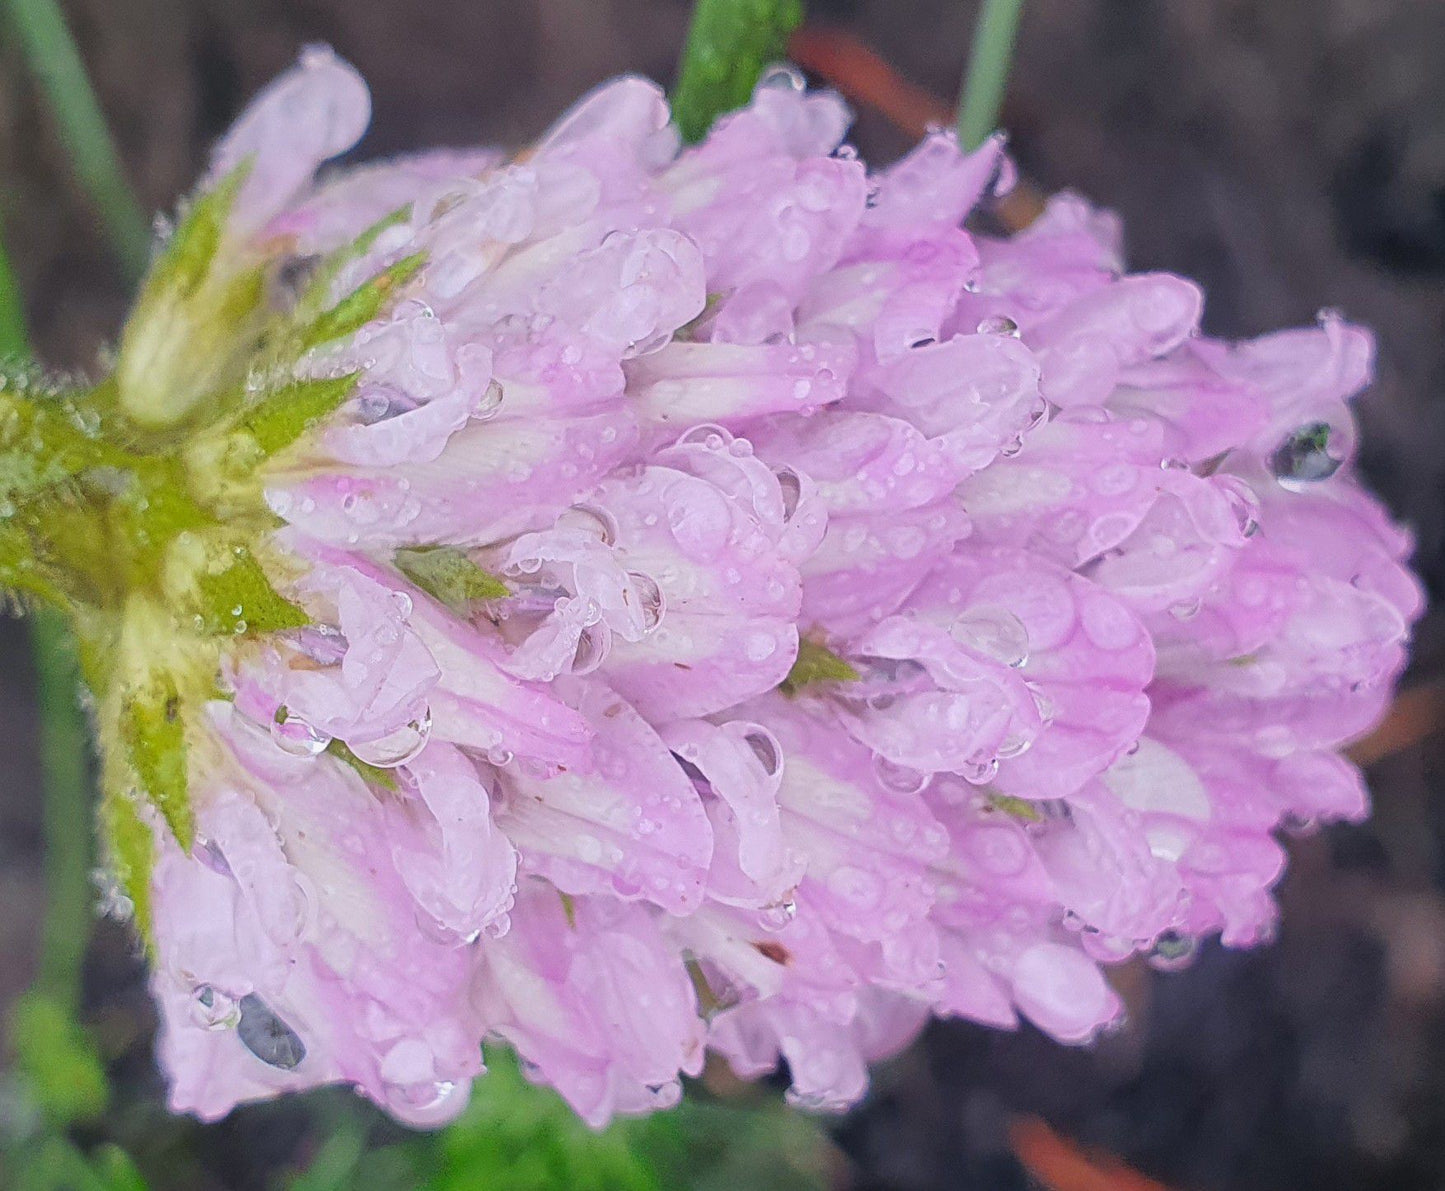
[32,609,93,1012]
[671,0,805,143]
[3,0,150,278]
[956,0,1026,151]
[0,219,27,360]
[0,230,94,1015]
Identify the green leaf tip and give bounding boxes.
[8,991,110,1126]
[395,546,509,610]
[193,547,310,636]
[780,636,859,696]
[239,372,361,457]
[672,0,806,143]
[297,251,427,351]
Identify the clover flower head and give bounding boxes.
[65,48,1419,1127]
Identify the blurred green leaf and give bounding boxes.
[672,0,806,142]
[8,993,108,1127]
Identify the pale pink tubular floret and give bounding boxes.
[140,49,1422,1126]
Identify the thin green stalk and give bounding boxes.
[0,231,93,1015]
[672,0,805,143]
[3,0,150,277]
[956,0,1026,150]
[0,221,27,359]
[31,609,92,1011]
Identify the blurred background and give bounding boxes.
[2,1,1444,1188]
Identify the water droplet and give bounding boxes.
[626,571,665,633]
[977,315,1020,337]
[950,605,1030,668]
[476,379,504,418]
[1271,421,1345,488]
[872,755,929,795]
[349,707,432,768]
[1168,598,1202,621]
[1147,930,1198,972]
[270,708,332,758]
[236,994,306,1069]
[570,624,607,675]
[759,896,797,930]
[191,984,241,1031]
[960,756,1000,785]
[757,63,806,93]
[743,726,783,776]
[757,469,798,532]
[557,503,619,546]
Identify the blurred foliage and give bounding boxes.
[284,1050,833,1191]
[672,0,805,141]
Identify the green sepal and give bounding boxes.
[672,0,805,142]
[193,547,309,636]
[118,681,192,848]
[0,387,136,512]
[987,793,1042,822]
[558,889,578,930]
[116,168,270,431]
[780,637,859,696]
[239,372,361,457]
[99,786,155,949]
[295,251,427,352]
[8,991,110,1127]
[291,204,414,326]
[326,738,399,792]
[395,546,509,610]
[143,165,249,303]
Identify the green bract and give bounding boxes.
[0,173,429,940]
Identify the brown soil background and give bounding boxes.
[3,3,1445,1188]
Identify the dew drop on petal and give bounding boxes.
[1271,420,1345,489]
[191,984,241,1031]
[950,605,1030,668]
[872,754,929,795]
[236,994,307,1069]
[270,708,332,758]
[349,707,433,768]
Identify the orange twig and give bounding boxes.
[788,24,1044,230]
[1348,683,1442,767]
[788,25,952,140]
[1010,1117,1178,1191]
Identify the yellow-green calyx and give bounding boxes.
[2,169,428,940]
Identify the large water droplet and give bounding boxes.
[950,605,1030,668]
[959,755,1000,786]
[977,315,1020,337]
[742,726,783,777]
[759,896,797,931]
[1271,421,1344,488]
[872,755,929,795]
[570,624,607,675]
[558,502,619,545]
[236,994,306,1069]
[476,378,504,419]
[350,707,432,768]
[1147,929,1198,972]
[774,467,802,521]
[626,571,665,633]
